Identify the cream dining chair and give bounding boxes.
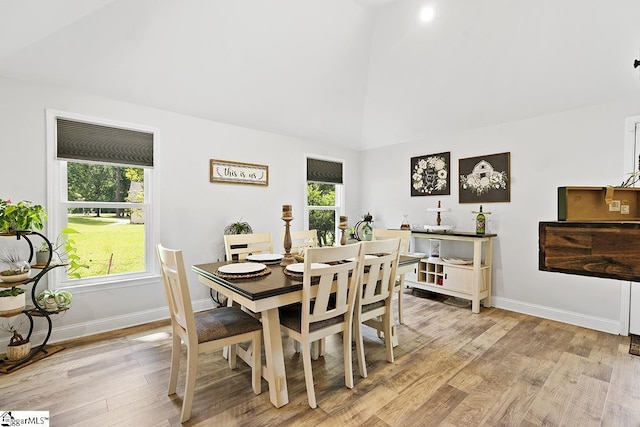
[278,243,363,408]
[354,238,401,378]
[372,228,411,326]
[157,244,262,423]
[281,228,321,357]
[224,232,273,261]
[282,229,318,255]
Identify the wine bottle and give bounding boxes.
[476,205,485,234]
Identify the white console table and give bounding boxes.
[407,230,496,313]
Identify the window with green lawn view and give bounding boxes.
[306,158,343,247]
[66,163,146,277]
[48,113,157,284]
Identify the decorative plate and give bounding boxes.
[246,253,284,262]
[218,263,267,274]
[285,263,330,274]
[0,272,30,283]
[407,252,426,258]
[442,257,473,265]
[423,225,453,231]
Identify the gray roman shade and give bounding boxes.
[307,158,343,184]
[56,118,154,167]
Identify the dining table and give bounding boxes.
[192,254,420,408]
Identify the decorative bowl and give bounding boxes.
[0,271,30,283]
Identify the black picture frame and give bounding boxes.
[458,152,510,203]
[410,152,451,196]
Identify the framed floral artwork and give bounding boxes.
[410,152,450,196]
[458,152,510,203]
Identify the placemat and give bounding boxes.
[214,267,271,280]
[249,260,281,266]
[283,268,303,280]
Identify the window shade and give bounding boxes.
[56,118,154,167]
[307,158,343,184]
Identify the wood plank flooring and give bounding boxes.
[1,290,639,426]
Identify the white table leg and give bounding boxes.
[261,308,289,407]
[471,240,482,314]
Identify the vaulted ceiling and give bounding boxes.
[1,0,639,150]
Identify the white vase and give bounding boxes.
[35,250,51,266]
[0,293,26,315]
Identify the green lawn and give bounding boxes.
[67,214,145,278]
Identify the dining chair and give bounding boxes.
[281,229,322,356]
[278,243,363,408]
[224,232,273,261]
[353,238,401,378]
[156,244,262,423]
[283,229,318,255]
[372,228,411,325]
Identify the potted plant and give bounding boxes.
[35,241,52,266]
[224,218,253,235]
[0,250,31,283]
[0,287,26,315]
[35,228,88,278]
[36,289,73,311]
[0,198,47,234]
[1,321,30,361]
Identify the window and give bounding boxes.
[306,157,344,247]
[46,110,159,288]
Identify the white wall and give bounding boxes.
[2,74,639,354]
[362,94,640,333]
[0,77,362,351]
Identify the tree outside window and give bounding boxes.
[307,182,338,247]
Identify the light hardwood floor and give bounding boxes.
[1,290,639,426]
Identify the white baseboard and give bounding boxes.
[0,299,214,354]
[491,296,622,335]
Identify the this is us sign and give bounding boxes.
[210,159,269,186]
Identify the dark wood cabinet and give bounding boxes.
[539,221,640,281]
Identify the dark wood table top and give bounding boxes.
[192,255,420,301]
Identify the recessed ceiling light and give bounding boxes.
[420,5,435,23]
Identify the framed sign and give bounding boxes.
[458,152,510,203]
[210,159,269,186]
[410,152,450,196]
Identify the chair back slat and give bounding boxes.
[359,239,401,306]
[301,244,362,331]
[284,229,319,254]
[157,245,196,339]
[224,232,273,261]
[372,228,410,254]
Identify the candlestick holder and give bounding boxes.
[280,216,295,266]
[339,224,347,246]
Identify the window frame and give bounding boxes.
[45,109,160,290]
[304,154,345,245]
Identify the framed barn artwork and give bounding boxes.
[458,152,510,203]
